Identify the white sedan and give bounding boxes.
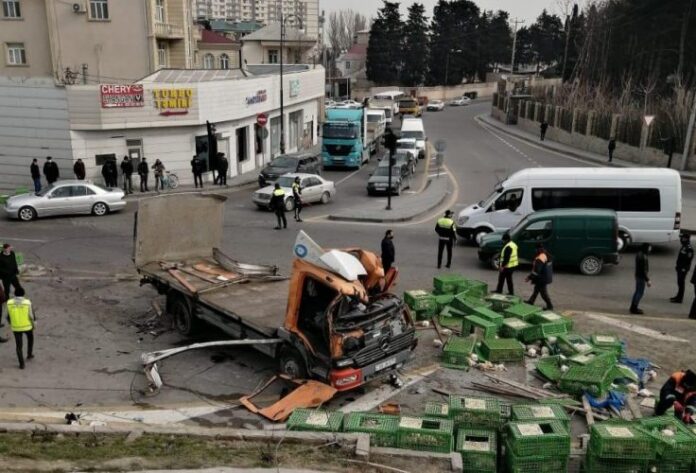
[252,173,335,211]
[449,96,472,106]
[426,100,445,111]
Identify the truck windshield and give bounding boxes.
[323,123,358,139]
[399,100,417,108]
[367,115,381,122]
[400,131,424,140]
[398,141,416,149]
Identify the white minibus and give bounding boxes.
[400,118,426,159]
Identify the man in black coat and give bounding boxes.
[190,155,204,188]
[630,243,651,314]
[0,243,22,322]
[270,183,287,230]
[101,161,113,187]
[73,159,86,180]
[217,153,228,186]
[138,157,150,192]
[672,233,694,303]
[120,156,134,194]
[108,159,119,188]
[43,156,59,184]
[381,230,395,273]
[30,159,41,193]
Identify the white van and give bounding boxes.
[400,118,426,159]
[457,167,682,249]
[366,109,387,140]
[373,90,405,102]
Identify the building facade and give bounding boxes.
[241,22,316,65]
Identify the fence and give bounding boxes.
[575,111,588,135]
[560,109,573,133]
[591,112,612,140]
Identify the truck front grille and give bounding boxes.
[324,144,353,156]
[352,330,415,367]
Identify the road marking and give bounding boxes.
[0,236,47,243]
[334,168,362,186]
[577,311,689,343]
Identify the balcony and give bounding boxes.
[154,22,185,39]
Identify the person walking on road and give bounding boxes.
[540,121,548,141]
[43,156,59,185]
[671,233,694,303]
[217,153,228,186]
[526,243,553,310]
[73,159,86,180]
[30,159,41,193]
[152,159,165,192]
[138,157,149,192]
[191,155,204,188]
[495,232,518,295]
[608,137,616,163]
[120,156,133,194]
[6,287,35,370]
[292,176,303,222]
[0,243,23,327]
[435,210,456,269]
[630,243,651,314]
[381,230,395,273]
[270,183,287,230]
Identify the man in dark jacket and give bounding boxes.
[526,243,553,310]
[138,157,149,192]
[608,138,616,163]
[191,155,204,188]
[109,159,119,187]
[120,156,133,194]
[217,153,228,186]
[381,230,395,273]
[0,243,22,322]
[540,121,548,141]
[73,159,86,180]
[30,159,41,193]
[43,156,59,184]
[672,233,694,303]
[270,183,287,230]
[630,243,651,314]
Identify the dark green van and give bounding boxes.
[477,209,620,275]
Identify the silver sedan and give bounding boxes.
[4,180,127,221]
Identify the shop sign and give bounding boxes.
[289,79,300,98]
[153,88,194,116]
[246,89,267,106]
[100,84,144,108]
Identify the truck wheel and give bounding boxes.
[169,295,198,336]
[278,346,308,379]
[579,255,603,276]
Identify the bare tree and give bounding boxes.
[327,9,368,54]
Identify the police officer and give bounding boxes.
[292,176,303,222]
[435,210,456,269]
[495,232,518,295]
[270,183,287,230]
[7,287,35,369]
[672,233,694,303]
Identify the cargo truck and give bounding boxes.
[134,193,417,391]
[322,108,381,169]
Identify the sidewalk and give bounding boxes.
[122,172,258,201]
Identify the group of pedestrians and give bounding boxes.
[190,152,230,189]
[30,157,60,193]
[0,244,35,370]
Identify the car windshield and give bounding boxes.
[509,215,532,236]
[270,156,298,168]
[431,100,442,105]
[35,185,55,196]
[323,123,358,139]
[398,141,416,149]
[399,99,417,107]
[479,188,502,207]
[400,131,424,140]
[374,166,400,177]
[367,114,381,122]
[276,176,297,187]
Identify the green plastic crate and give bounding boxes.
[457,279,489,298]
[479,338,524,363]
[442,336,476,367]
[638,416,696,462]
[650,461,693,473]
[287,409,344,432]
[559,363,614,397]
[584,454,648,473]
[472,306,505,328]
[434,293,455,310]
[506,420,570,458]
[344,412,398,447]
[591,334,624,355]
[433,274,467,294]
[587,422,657,461]
[451,294,492,316]
[455,428,497,473]
[438,311,466,330]
[568,351,618,368]
[520,320,568,343]
[404,290,437,312]
[449,395,501,429]
[424,401,450,418]
[415,305,439,320]
[505,440,569,473]
[530,311,573,330]
[556,333,594,356]
[511,404,570,431]
[484,293,522,312]
[397,416,454,453]
[504,303,542,321]
[500,317,532,340]
[461,315,498,339]
[536,355,565,382]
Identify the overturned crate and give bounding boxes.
[591,334,624,355]
[471,306,505,328]
[404,290,437,313]
[451,294,493,316]
[500,317,532,340]
[442,336,476,368]
[433,274,467,295]
[455,428,497,473]
[479,337,525,363]
[484,293,521,312]
[344,412,399,448]
[520,320,568,343]
[558,363,614,397]
[287,409,344,432]
[530,311,573,331]
[511,403,571,432]
[397,416,454,453]
[504,302,542,321]
[556,333,594,356]
[461,315,498,339]
[457,279,489,298]
[535,355,565,382]
[449,395,501,430]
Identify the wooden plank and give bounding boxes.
[168,269,198,293]
[582,395,595,426]
[178,266,220,284]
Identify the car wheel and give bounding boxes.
[285,198,295,212]
[580,255,603,276]
[92,202,109,216]
[474,227,491,246]
[618,232,631,252]
[320,191,331,204]
[278,346,307,379]
[18,206,36,222]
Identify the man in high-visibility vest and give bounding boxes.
[495,232,518,295]
[292,177,303,222]
[270,183,288,230]
[435,210,456,269]
[656,369,696,423]
[6,287,35,369]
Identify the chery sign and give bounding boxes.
[100,84,145,108]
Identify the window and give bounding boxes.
[154,0,165,22]
[6,42,25,65]
[268,49,279,64]
[89,0,109,20]
[345,60,351,70]
[203,53,215,69]
[157,41,168,67]
[518,219,553,242]
[531,188,661,213]
[219,53,229,69]
[50,187,72,198]
[236,126,248,162]
[289,110,302,150]
[69,185,87,197]
[195,135,211,171]
[95,153,116,166]
[2,0,20,18]
[490,189,523,212]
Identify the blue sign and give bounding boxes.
[294,244,308,258]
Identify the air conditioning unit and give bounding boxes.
[72,2,87,13]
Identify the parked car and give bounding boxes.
[417,96,429,106]
[477,208,620,276]
[258,152,322,187]
[449,96,472,106]
[4,181,126,221]
[396,138,419,162]
[427,100,445,111]
[333,100,363,109]
[253,173,335,211]
[367,165,410,196]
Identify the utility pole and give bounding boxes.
[509,18,524,76]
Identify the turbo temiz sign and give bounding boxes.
[100,84,144,108]
[153,88,193,115]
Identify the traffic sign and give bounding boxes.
[257,113,268,127]
[644,115,655,126]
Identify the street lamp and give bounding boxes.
[280,12,304,154]
[444,49,462,86]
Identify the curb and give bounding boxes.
[122,179,258,202]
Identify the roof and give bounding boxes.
[326,108,363,121]
[508,167,680,181]
[140,68,247,83]
[200,29,238,44]
[527,208,618,219]
[243,22,315,42]
[208,19,263,34]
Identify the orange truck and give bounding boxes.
[134,193,417,391]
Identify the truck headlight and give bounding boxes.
[458,216,469,225]
[335,358,354,368]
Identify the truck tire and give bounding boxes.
[168,294,199,336]
[278,346,308,379]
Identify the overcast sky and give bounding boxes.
[320,0,575,25]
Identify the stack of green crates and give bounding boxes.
[503,302,542,321]
[484,293,521,312]
[457,279,489,298]
[558,362,614,397]
[442,336,476,368]
[451,294,492,316]
[556,333,594,356]
[403,290,438,319]
[344,412,399,447]
[438,308,467,330]
[434,293,455,311]
[585,423,657,473]
[424,401,450,418]
[461,315,498,339]
[520,320,568,343]
[433,274,467,294]
[591,334,624,355]
[456,428,497,473]
[530,311,573,331]
[536,355,565,382]
[472,306,505,328]
[505,421,570,473]
[449,395,501,429]
[397,416,454,453]
[479,338,525,363]
[286,408,344,432]
[511,403,570,432]
[639,416,696,473]
[500,317,532,340]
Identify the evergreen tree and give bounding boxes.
[527,10,564,73]
[402,3,429,86]
[428,0,480,85]
[477,10,512,80]
[366,1,403,85]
